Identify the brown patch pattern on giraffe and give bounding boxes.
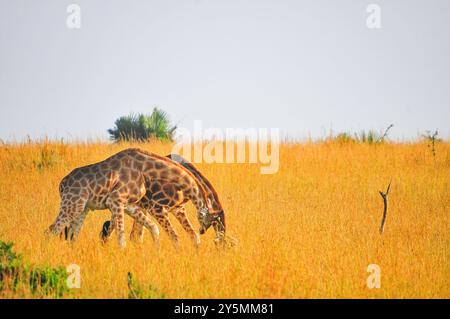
[48,148,217,249]
[111,153,226,245]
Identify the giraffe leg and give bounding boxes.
[105,196,127,248]
[125,205,160,248]
[171,206,200,248]
[130,219,145,243]
[129,192,152,242]
[68,209,89,241]
[102,211,152,244]
[63,206,89,242]
[153,208,180,249]
[102,202,147,244]
[105,175,148,248]
[112,204,126,248]
[48,197,87,238]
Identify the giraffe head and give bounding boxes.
[198,207,226,239]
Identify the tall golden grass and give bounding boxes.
[0,140,448,298]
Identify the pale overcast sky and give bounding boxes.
[0,0,449,141]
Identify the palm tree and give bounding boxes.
[108,108,177,142]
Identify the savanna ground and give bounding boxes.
[0,140,448,298]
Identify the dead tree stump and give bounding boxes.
[379,179,392,234]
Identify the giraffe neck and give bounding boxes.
[188,182,212,212]
[130,149,213,212]
[168,154,223,213]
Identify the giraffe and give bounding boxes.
[99,153,226,246]
[47,148,216,248]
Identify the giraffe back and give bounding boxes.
[122,149,213,211]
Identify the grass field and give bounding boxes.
[0,140,448,298]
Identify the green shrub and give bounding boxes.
[0,241,23,291]
[0,240,69,298]
[108,108,177,142]
[28,266,69,298]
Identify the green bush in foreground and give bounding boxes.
[0,240,69,298]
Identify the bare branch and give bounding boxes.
[379,178,392,235]
[422,130,439,160]
[377,124,394,143]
